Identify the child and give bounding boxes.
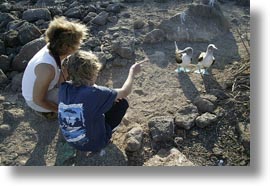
[58,50,146,152]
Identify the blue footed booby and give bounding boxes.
[194,44,218,75]
[208,0,216,7]
[174,41,193,73]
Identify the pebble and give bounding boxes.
[0,124,11,133]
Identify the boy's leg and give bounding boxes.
[105,99,129,130]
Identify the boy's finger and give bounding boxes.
[136,59,149,65]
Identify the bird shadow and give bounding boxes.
[201,73,224,93]
[177,72,200,102]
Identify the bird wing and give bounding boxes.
[212,56,216,65]
[175,51,183,64]
[197,52,205,62]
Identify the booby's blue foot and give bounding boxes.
[184,68,191,73]
[194,69,205,74]
[202,70,209,75]
[175,67,186,73]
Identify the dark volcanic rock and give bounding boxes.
[0,69,8,85]
[106,4,121,13]
[195,112,218,128]
[12,38,46,72]
[125,126,143,152]
[144,29,165,43]
[17,22,42,45]
[158,4,230,42]
[174,104,199,130]
[11,72,23,92]
[0,40,5,54]
[112,41,134,59]
[35,0,55,6]
[193,95,217,113]
[22,8,51,22]
[0,13,17,31]
[4,30,20,48]
[148,116,174,142]
[64,6,83,19]
[0,55,10,72]
[91,11,109,26]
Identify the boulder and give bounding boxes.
[0,40,5,54]
[22,8,51,22]
[143,148,194,166]
[91,11,109,26]
[0,55,10,72]
[0,13,17,31]
[148,116,174,142]
[12,38,46,72]
[17,22,42,45]
[195,112,217,128]
[0,69,8,85]
[83,12,97,23]
[193,95,217,113]
[174,104,199,130]
[112,42,134,59]
[4,30,20,48]
[158,4,230,42]
[125,126,144,152]
[144,29,165,43]
[134,19,145,29]
[11,72,23,92]
[64,6,83,19]
[35,0,55,6]
[7,20,26,31]
[106,4,121,13]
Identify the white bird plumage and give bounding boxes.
[174,41,193,73]
[194,44,218,75]
[208,0,216,7]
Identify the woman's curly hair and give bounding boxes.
[45,16,88,56]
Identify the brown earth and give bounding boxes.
[0,0,250,166]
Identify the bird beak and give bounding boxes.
[213,46,218,50]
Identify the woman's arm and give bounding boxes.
[33,63,58,113]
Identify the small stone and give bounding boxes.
[190,130,199,137]
[196,112,217,128]
[174,137,184,146]
[212,147,223,155]
[0,124,11,133]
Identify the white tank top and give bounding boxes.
[22,45,60,101]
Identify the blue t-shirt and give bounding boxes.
[58,82,117,152]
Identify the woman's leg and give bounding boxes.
[104,99,129,131]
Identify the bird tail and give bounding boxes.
[174,41,179,51]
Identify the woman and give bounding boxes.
[22,16,88,118]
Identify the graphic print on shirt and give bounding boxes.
[58,102,89,146]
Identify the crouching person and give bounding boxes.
[58,50,146,152]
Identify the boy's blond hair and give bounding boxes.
[67,50,101,86]
[45,16,88,56]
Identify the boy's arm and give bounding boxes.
[115,59,147,100]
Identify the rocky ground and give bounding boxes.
[0,0,250,166]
